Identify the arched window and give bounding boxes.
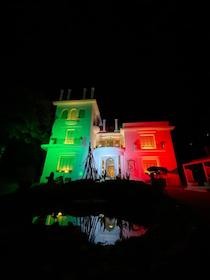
[69,108,78,120]
[61,109,68,119]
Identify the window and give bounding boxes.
[79,109,85,118]
[69,108,78,120]
[65,130,74,144]
[142,159,158,173]
[57,156,74,173]
[140,135,156,149]
[61,109,68,119]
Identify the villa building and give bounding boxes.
[40,90,180,186]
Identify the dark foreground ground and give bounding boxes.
[166,187,210,223]
[0,180,210,279]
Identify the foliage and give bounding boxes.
[83,144,98,180]
[0,88,53,184]
[146,166,168,175]
[146,166,168,188]
[0,88,52,146]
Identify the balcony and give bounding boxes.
[49,138,83,145]
[96,139,122,148]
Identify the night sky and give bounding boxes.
[1,2,209,162]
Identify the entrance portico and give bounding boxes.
[93,147,125,179]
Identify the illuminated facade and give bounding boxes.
[40,96,180,186]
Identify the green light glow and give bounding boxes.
[40,99,100,183]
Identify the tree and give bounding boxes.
[0,88,52,184]
[146,166,168,188]
[0,88,52,145]
[83,143,98,180]
[146,166,168,175]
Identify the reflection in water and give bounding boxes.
[32,213,148,245]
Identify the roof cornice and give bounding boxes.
[121,126,175,132]
[53,99,100,117]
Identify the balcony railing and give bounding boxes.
[96,140,123,148]
[50,138,83,145]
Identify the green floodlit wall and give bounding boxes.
[40,99,99,183]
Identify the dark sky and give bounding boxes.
[1,2,209,160]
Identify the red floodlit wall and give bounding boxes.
[123,122,180,186]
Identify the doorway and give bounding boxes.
[106,158,115,178]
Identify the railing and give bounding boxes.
[50,138,83,145]
[95,143,123,148]
[96,140,122,148]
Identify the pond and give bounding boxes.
[32,212,149,245]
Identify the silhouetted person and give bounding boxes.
[46,172,54,184]
[126,172,130,180]
[150,172,155,185]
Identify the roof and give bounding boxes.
[122,121,174,131]
[183,156,210,166]
[53,99,101,118]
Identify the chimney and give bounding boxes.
[114,119,119,132]
[90,87,95,99]
[67,89,72,100]
[59,89,64,100]
[102,119,106,132]
[83,88,87,99]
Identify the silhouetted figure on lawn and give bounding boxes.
[150,172,155,185]
[126,172,130,180]
[46,172,54,185]
[147,166,167,190]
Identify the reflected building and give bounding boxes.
[33,213,148,245]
